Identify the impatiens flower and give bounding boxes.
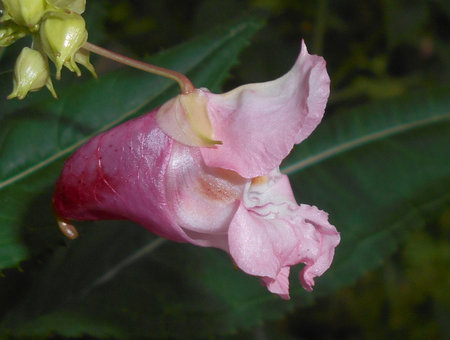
[53,41,340,299]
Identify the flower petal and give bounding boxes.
[261,267,291,300]
[295,205,341,291]
[201,41,330,178]
[228,170,339,298]
[53,111,230,247]
[228,203,285,279]
[166,142,246,236]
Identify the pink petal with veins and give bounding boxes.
[200,41,330,178]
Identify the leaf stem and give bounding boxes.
[82,42,195,94]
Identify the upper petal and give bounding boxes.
[200,40,330,178]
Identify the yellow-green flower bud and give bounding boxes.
[39,11,87,79]
[0,21,29,46]
[1,0,46,30]
[8,47,57,100]
[46,0,86,14]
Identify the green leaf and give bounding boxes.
[1,78,448,338]
[283,85,450,294]
[1,222,297,338]
[0,16,263,271]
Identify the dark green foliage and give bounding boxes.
[0,0,449,338]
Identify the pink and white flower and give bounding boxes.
[53,41,340,299]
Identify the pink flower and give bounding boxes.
[53,41,340,299]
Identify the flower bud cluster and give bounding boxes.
[1,0,95,100]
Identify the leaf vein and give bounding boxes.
[283,112,450,175]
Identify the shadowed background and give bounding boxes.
[0,0,448,339]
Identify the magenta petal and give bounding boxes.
[53,111,184,242]
[201,41,330,178]
[53,112,230,246]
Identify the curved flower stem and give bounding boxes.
[82,42,195,94]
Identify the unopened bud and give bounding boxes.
[46,0,86,14]
[39,11,87,79]
[8,47,57,100]
[1,0,46,30]
[0,21,29,46]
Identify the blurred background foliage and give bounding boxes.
[0,0,448,339]
[101,0,449,105]
[98,0,449,339]
[94,0,450,339]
